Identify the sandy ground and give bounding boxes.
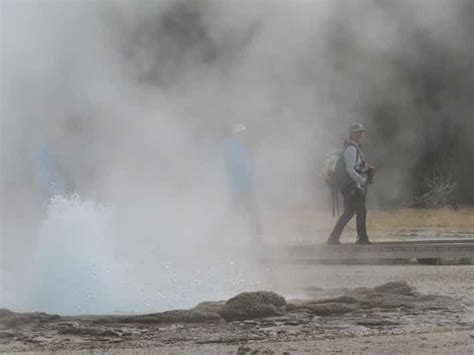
[11,330,473,354]
[269,263,474,301]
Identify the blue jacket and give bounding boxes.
[35,144,63,196]
[224,138,254,193]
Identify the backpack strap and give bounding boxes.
[344,141,365,167]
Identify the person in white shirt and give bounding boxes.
[327,123,372,245]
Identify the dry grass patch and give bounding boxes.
[368,208,474,230]
[264,207,474,244]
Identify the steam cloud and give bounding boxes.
[1,0,472,314]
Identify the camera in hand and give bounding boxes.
[367,166,375,184]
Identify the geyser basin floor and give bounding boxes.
[1,278,473,354]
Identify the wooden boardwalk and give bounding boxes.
[266,239,474,263]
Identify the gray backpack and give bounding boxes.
[322,142,359,190]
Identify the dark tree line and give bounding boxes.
[366,1,474,205]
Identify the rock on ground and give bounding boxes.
[219,291,287,321]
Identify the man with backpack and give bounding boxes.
[326,123,373,245]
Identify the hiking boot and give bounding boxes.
[326,237,341,245]
[356,237,371,245]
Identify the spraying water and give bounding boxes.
[27,195,112,314]
[3,194,267,315]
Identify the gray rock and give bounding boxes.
[123,309,223,324]
[193,301,226,314]
[300,302,355,316]
[220,291,287,321]
[0,309,60,328]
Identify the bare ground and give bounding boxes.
[2,208,474,354]
[7,330,473,354]
[1,277,473,354]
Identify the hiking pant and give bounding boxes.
[329,188,368,241]
[232,191,263,239]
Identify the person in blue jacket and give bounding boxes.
[35,143,64,197]
[224,124,263,240]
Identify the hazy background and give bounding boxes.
[1,0,473,314]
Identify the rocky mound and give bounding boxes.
[123,309,223,324]
[287,281,461,318]
[0,308,60,328]
[119,291,287,324]
[219,291,287,321]
[0,282,459,327]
